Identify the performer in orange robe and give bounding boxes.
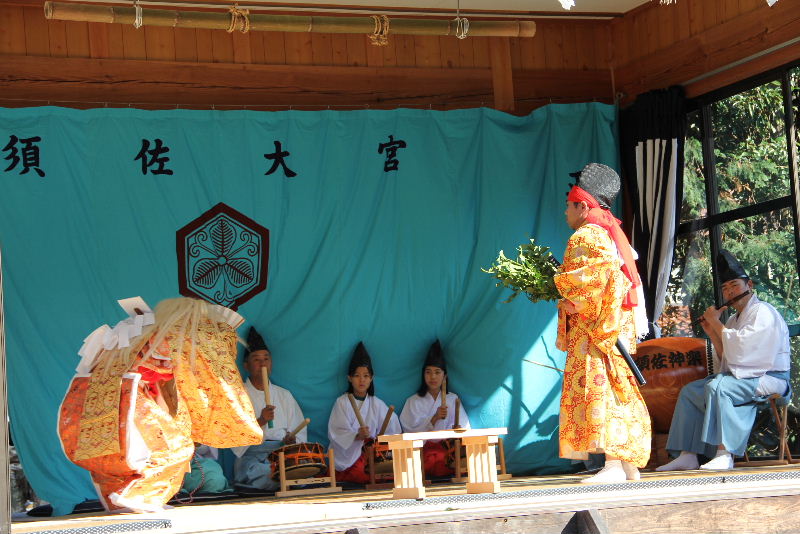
[553,163,651,483]
[59,297,263,512]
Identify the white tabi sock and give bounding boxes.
[580,459,626,484]
[655,451,699,472]
[621,460,640,481]
[700,450,734,470]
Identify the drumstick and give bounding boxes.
[454,397,461,429]
[286,418,310,441]
[523,358,564,373]
[261,367,273,428]
[378,405,395,437]
[441,376,447,408]
[347,393,367,428]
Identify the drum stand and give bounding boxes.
[365,444,394,490]
[451,437,512,483]
[275,448,343,498]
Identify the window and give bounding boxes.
[711,80,790,210]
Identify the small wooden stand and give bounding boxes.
[380,428,507,499]
[497,437,512,480]
[275,448,343,498]
[451,436,512,483]
[365,444,394,490]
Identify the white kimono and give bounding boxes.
[327,394,401,471]
[715,294,790,395]
[232,379,306,490]
[399,391,470,434]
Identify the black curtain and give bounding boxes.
[620,86,687,339]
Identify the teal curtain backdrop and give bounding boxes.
[0,104,619,515]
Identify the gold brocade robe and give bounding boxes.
[553,224,651,467]
[60,318,263,511]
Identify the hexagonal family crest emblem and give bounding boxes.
[176,203,269,310]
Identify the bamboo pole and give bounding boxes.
[43,1,536,38]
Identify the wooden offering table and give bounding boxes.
[379,428,508,499]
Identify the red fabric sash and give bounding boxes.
[567,186,640,308]
[137,366,174,397]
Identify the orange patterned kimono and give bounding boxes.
[554,224,651,467]
[59,300,263,512]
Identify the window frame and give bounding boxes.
[676,59,800,336]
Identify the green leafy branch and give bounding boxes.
[482,238,561,304]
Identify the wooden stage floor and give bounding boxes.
[13,465,800,534]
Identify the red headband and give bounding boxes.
[567,186,600,207]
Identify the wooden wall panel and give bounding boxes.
[379,38,398,67]
[22,5,48,55]
[345,34,366,67]
[560,24,579,70]
[575,29,595,71]
[283,32,312,65]
[64,20,89,57]
[262,31,285,65]
[87,22,109,59]
[675,1,690,42]
[121,25,146,60]
[247,31,264,64]
[329,34,348,65]
[195,28,213,62]
[439,35,460,69]
[540,23,564,70]
[106,23,124,58]
[46,19,66,57]
[596,25,612,68]
[144,26,175,61]
[174,28,198,63]
[311,33,333,65]
[472,38,490,69]
[457,38,474,69]
[413,35,440,68]
[0,6,26,54]
[365,37,383,67]
[231,32,252,64]
[508,36,521,70]
[393,34,416,67]
[210,30,233,63]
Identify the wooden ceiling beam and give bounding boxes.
[489,37,515,113]
[0,54,612,112]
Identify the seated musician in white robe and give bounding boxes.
[399,340,470,477]
[232,327,307,490]
[657,250,790,471]
[328,342,401,484]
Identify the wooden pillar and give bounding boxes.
[489,37,515,113]
[463,435,500,494]
[0,245,10,534]
[388,439,425,499]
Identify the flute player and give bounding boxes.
[657,250,791,471]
